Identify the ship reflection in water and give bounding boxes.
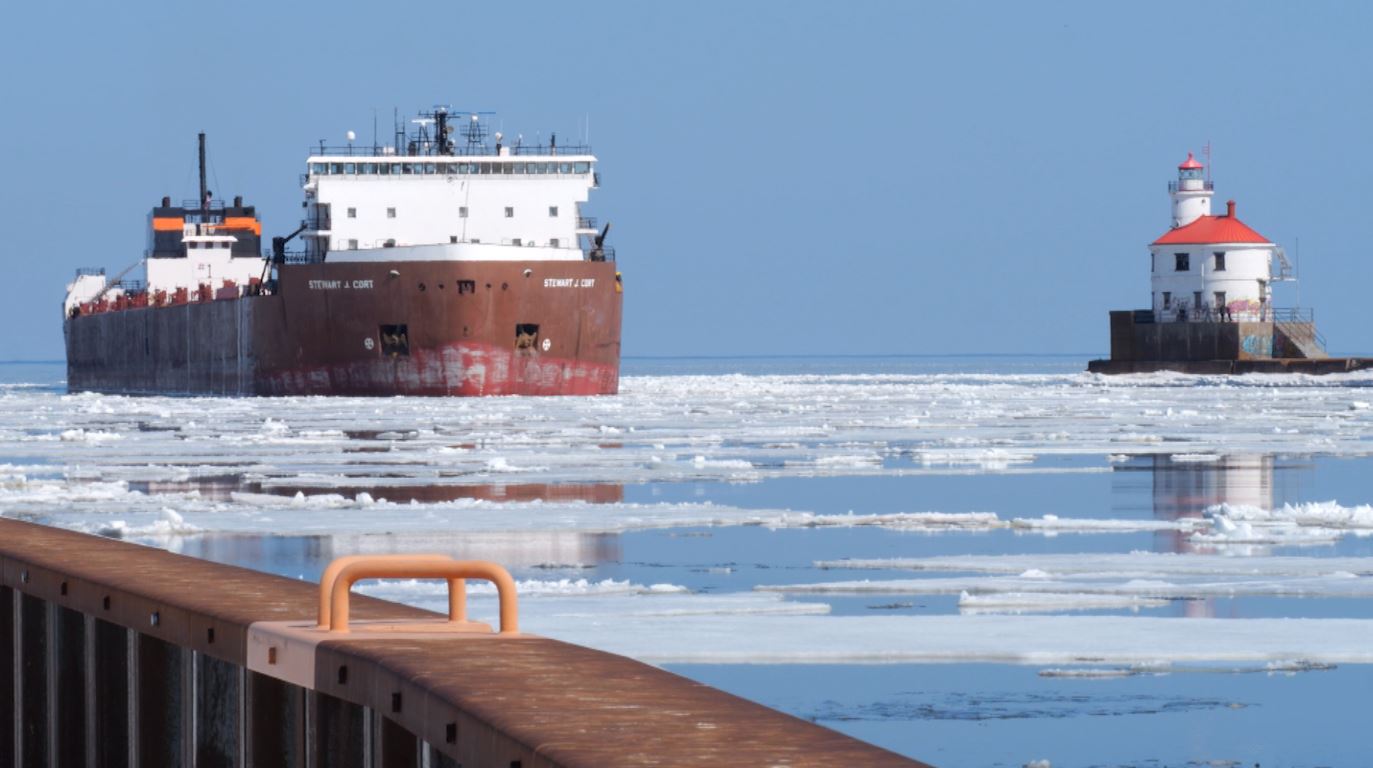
[152,477,624,579]
[1114,453,1296,618]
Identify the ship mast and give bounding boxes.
[198,132,209,218]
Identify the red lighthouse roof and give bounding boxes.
[1178,152,1204,170]
[1153,200,1270,246]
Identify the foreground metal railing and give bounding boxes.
[0,519,923,768]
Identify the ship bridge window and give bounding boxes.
[459,206,468,218]
[549,206,558,217]
[480,163,493,175]
[401,163,414,175]
[424,163,437,174]
[559,163,572,174]
[378,163,392,175]
[311,163,327,175]
[387,207,397,219]
[344,163,356,174]
[514,163,526,174]
[574,162,590,174]
[330,163,345,174]
[361,163,377,174]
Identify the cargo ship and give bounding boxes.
[63,108,622,396]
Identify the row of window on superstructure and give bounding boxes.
[310,160,592,177]
[1152,251,1227,272]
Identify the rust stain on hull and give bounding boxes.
[64,260,623,397]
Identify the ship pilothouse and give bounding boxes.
[299,108,612,265]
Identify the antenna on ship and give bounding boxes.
[198,132,209,218]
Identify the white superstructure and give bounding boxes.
[1148,153,1289,322]
[300,111,604,264]
[146,234,267,295]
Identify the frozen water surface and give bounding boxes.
[4,357,1373,766]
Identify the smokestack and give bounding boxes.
[234,195,243,208]
[1226,200,1236,217]
[161,196,171,208]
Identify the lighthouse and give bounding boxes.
[1088,152,1345,374]
[1150,153,1276,323]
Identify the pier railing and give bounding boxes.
[0,519,924,767]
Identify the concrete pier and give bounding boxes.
[0,519,927,767]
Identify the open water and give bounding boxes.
[3,356,1373,767]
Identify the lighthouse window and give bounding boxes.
[346,207,356,219]
[1214,251,1227,271]
[459,206,468,218]
[505,207,515,218]
[1174,253,1189,271]
[1162,292,1172,309]
[387,207,397,219]
[549,206,559,218]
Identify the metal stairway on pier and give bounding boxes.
[1275,321,1328,359]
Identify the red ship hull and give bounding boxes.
[64,260,622,396]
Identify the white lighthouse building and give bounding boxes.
[1149,152,1285,322]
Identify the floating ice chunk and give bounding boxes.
[485,456,547,472]
[817,552,1373,578]
[1169,453,1221,463]
[1010,516,1205,533]
[958,591,1169,614]
[691,455,753,470]
[59,429,121,443]
[1210,500,1373,530]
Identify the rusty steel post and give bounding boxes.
[52,605,86,768]
[18,593,47,768]
[136,633,186,767]
[310,690,365,768]
[91,619,130,768]
[247,671,305,768]
[379,716,418,767]
[1,587,12,765]
[195,653,241,768]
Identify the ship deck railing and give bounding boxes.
[311,142,591,157]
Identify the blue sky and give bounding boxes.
[3,1,1370,360]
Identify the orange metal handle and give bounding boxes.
[327,557,519,635]
[318,555,455,629]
